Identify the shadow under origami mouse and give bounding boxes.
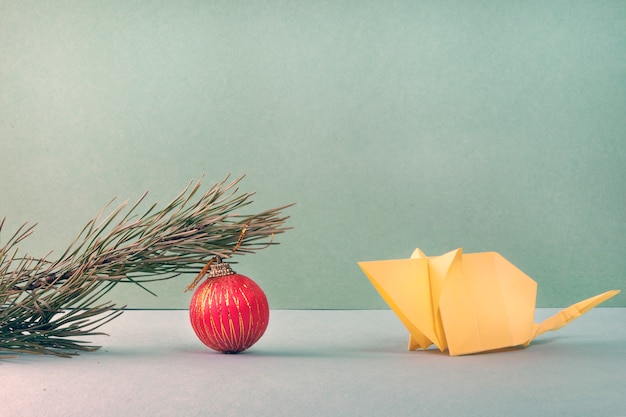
[359,248,620,356]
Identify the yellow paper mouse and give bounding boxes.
[359,248,619,356]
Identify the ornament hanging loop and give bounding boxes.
[185,258,215,292]
[185,220,251,292]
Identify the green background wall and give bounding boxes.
[1,1,624,308]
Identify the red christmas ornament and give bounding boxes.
[189,259,269,353]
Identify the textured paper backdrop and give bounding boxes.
[1,1,624,308]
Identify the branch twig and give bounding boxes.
[0,175,292,357]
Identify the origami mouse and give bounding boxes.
[359,248,619,356]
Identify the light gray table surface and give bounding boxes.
[2,308,625,417]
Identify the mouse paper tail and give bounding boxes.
[528,289,620,342]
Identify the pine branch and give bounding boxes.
[0,175,292,357]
